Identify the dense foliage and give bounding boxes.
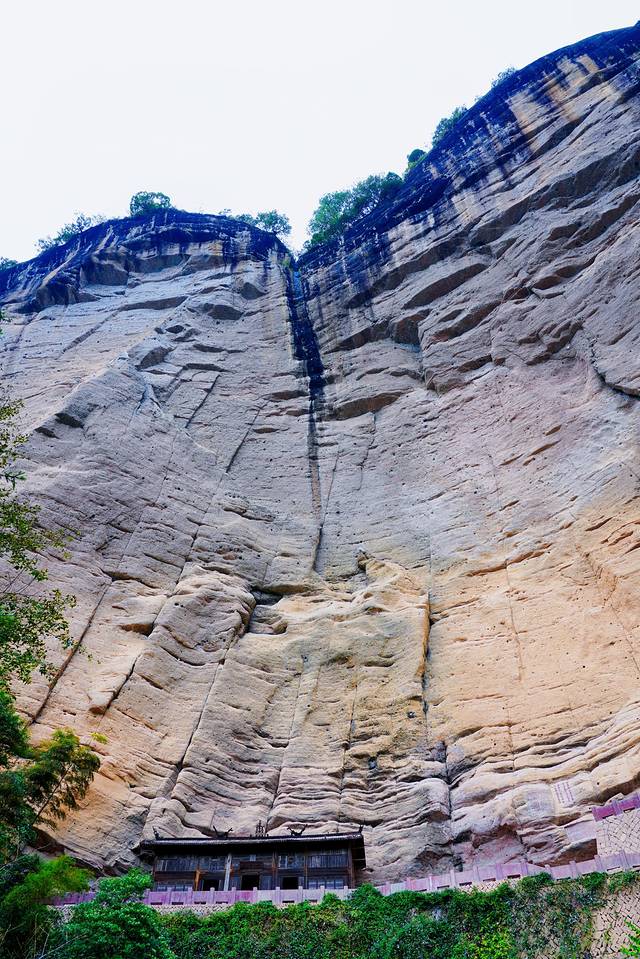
[157,871,640,959]
[56,870,173,959]
[306,173,402,248]
[0,866,636,959]
[431,105,468,148]
[405,148,427,173]
[0,355,100,957]
[37,214,104,253]
[0,856,89,959]
[0,385,75,688]
[624,921,640,957]
[491,66,516,89]
[430,66,516,151]
[129,191,173,216]
[237,211,292,237]
[0,697,101,863]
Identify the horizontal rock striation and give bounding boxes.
[2,23,640,879]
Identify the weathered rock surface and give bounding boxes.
[2,23,640,880]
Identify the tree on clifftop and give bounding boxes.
[227,210,292,237]
[431,105,468,148]
[129,191,173,216]
[246,210,292,237]
[37,214,105,254]
[306,172,402,248]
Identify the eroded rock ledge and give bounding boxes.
[1,22,640,879]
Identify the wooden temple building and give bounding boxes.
[140,831,367,892]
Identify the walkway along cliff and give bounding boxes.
[1,23,640,881]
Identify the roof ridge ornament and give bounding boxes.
[211,822,233,839]
[287,824,307,837]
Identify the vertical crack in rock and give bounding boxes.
[185,376,219,429]
[31,576,117,724]
[225,407,261,473]
[420,597,431,723]
[312,450,340,575]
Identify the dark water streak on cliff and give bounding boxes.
[285,266,325,555]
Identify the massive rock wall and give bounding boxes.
[1,23,640,880]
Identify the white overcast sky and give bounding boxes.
[2,0,638,259]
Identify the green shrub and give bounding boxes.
[405,148,427,173]
[306,172,402,248]
[431,105,468,148]
[490,66,516,89]
[0,692,100,863]
[407,148,427,165]
[623,920,640,957]
[57,869,174,959]
[36,213,104,253]
[235,210,291,237]
[155,872,640,959]
[0,855,89,959]
[129,191,173,217]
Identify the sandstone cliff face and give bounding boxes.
[1,24,640,880]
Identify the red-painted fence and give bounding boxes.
[56,848,640,909]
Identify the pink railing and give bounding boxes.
[58,885,352,907]
[56,848,640,908]
[593,794,640,821]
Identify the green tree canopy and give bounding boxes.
[0,855,89,959]
[129,192,173,217]
[37,214,104,254]
[0,345,100,865]
[230,210,292,237]
[0,351,101,958]
[0,388,75,688]
[431,105,468,148]
[306,173,402,248]
[58,870,174,959]
[0,691,100,864]
[491,66,516,88]
[251,210,291,236]
[406,148,427,167]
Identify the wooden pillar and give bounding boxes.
[223,853,232,891]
